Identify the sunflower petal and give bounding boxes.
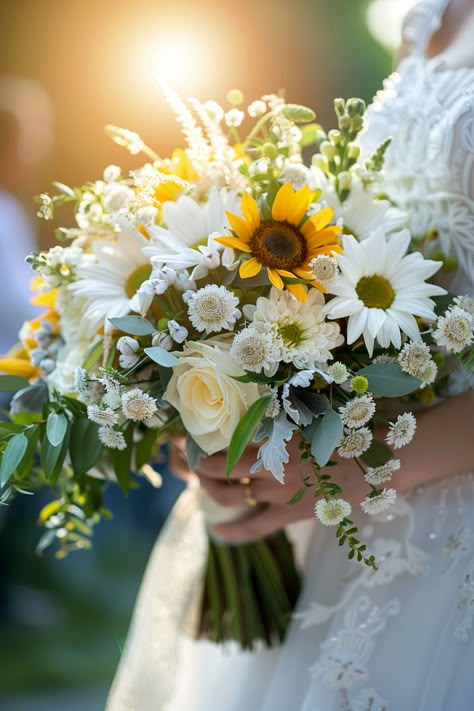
[286,283,308,302]
[241,192,260,233]
[276,269,297,279]
[311,280,328,293]
[240,258,262,279]
[271,183,295,222]
[267,268,284,289]
[306,207,335,231]
[225,211,253,242]
[215,236,253,252]
[305,227,342,251]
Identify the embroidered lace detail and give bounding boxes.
[455,558,474,641]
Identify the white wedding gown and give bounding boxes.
[107,1,474,709]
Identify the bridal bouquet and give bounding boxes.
[1,87,473,649]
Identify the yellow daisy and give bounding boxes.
[216,182,342,301]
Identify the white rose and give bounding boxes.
[164,340,260,455]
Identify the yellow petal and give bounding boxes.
[31,289,57,308]
[275,269,297,279]
[240,258,262,279]
[305,207,335,232]
[39,500,62,525]
[0,357,40,379]
[286,283,308,302]
[271,182,294,222]
[311,280,328,293]
[241,192,261,233]
[226,210,253,242]
[305,226,342,251]
[267,268,284,289]
[215,236,252,253]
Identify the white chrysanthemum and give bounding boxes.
[231,328,279,374]
[323,230,445,355]
[122,388,157,422]
[98,426,127,450]
[454,295,474,317]
[315,498,352,526]
[243,287,343,369]
[142,189,240,278]
[74,367,91,402]
[398,341,437,386]
[365,459,401,485]
[87,404,119,427]
[69,226,151,336]
[360,488,397,516]
[432,306,473,354]
[337,427,373,458]
[386,412,416,448]
[339,395,376,429]
[327,362,349,384]
[310,254,339,287]
[187,285,241,334]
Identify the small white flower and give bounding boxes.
[122,388,157,422]
[433,306,473,354]
[98,426,127,450]
[339,395,376,429]
[151,331,173,351]
[168,320,188,344]
[225,108,245,127]
[365,459,401,485]
[315,498,352,525]
[202,100,224,123]
[386,412,416,448]
[117,336,140,369]
[74,366,91,401]
[310,255,339,287]
[327,362,349,384]
[248,99,267,117]
[129,279,157,317]
[187,284,241,334]
[257,384,281,418]
[360,488,397,515]
[337,427,373,458]
[398,341,437,386]
[87,404,119,427]
[231,328,278,374]
[103,164,121,182]
[454,295,474,317]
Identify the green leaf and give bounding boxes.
[144,346,178,367]
[111,425,134,494]
[225,395,272,477]
[134,427,159,471]
[361,438,393,468]
[0,432,28,486]
[109,315,156,336]
[69,417,103,476]
[0,375,30,392]
[10,380,49,414]
[46,411,68,448]
[288,487,306,505]
[232,372,287,386]
[81,339,103,371]
[311,408,343,466]
[357,362,422,397]
[17,426,41,479]
[41,424,70,483]
[299,123,321,148]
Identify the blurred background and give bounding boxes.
[0,0,409,708]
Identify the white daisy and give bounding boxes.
[432,306,473,354]
[323,230,445,355]
[454,295,474,317]
[327,361,349,384]
[187,285,241,334]
[339,394,376,429]
[98,426,127,450]
[244,287,343,370]
[230,328,279,374]
[365,459,401,486]
[398,341,437,386]
[87,404,119,427]
[315,498,352,525]
[386,412,416,448]
[337,427,373,458]
[142,188,240,279]
[122,388,157,422]
[70,226,151,336]
[361,488,397,516]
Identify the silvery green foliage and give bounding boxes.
[250,412,298,483]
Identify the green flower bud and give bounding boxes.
[328,129,342,145]
[320,141,337,160]
[227,89,244,106]
[334,98,345,116]
[261,142,278,158]
[279,104,316,123]
[443,255,459,272]
[338,115,351,131]
[351,375,369,394]
[157,317,170,331]
[338,171,352,191]
[351,115,364,132]
[347,98,366,117]
[347,143,360,159]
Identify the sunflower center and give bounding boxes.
[278,322,305,348]
[250,220,306,270]
[125,264,153,298]
[356,274,395,309]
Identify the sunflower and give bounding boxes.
[215,182,342,301]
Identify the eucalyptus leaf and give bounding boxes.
[0,432,28,486]
[144,346,178,368]
[46,411,68,448]
[9,380,49,415]
[69,417,103,476]
[41,424,70,483]
[357,362,422,397]
[109,315,156,336]
[0,375,30,392]
[311,408,343,466]
[226,395,272,477]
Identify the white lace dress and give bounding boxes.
[107,2,474,709]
